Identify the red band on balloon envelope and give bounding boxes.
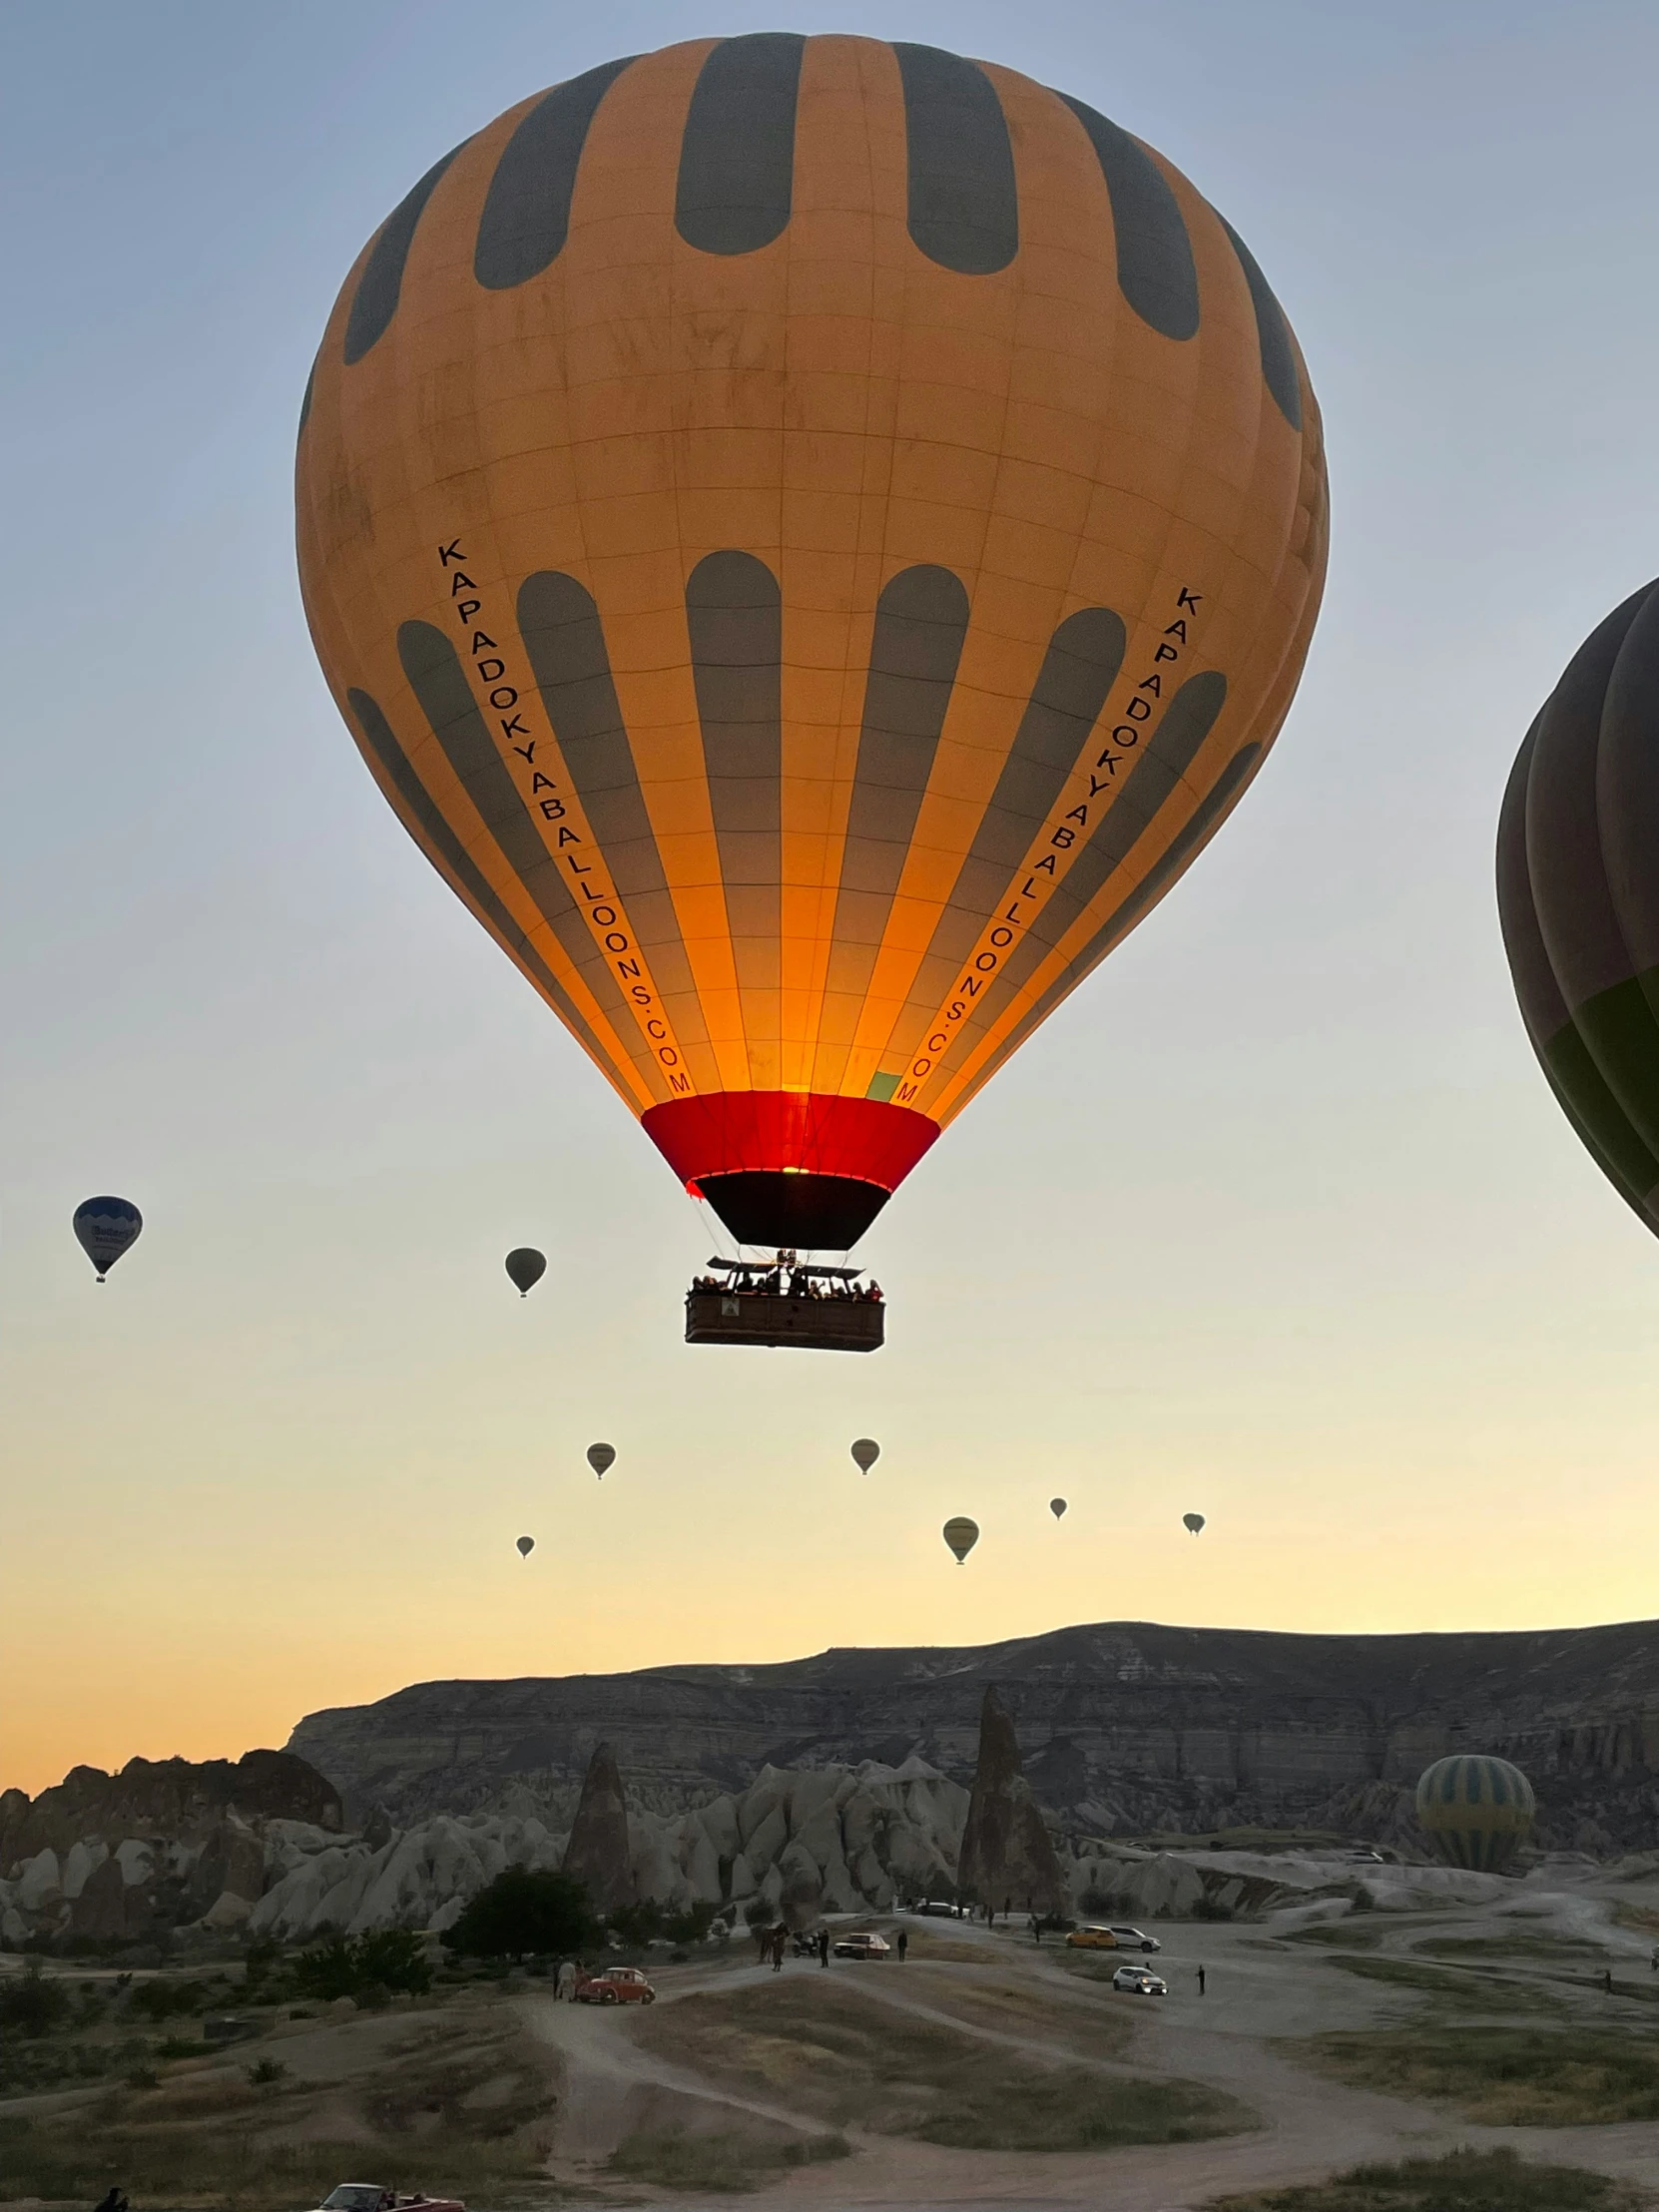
[642,1091,940,1195]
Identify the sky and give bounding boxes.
[5,1,1659,1799]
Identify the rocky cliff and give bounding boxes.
[286,1615,1659,1853]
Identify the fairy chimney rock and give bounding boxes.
[560,1741,637,1911]
[957,1687,1065,1915]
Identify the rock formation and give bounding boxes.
[0,1751,341,1947]
[560,1743,636,1912]
[0,1751,340,1867]
[284,1616,1659,1852]
[957,1688,1065,1915]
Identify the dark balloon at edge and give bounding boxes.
[506,1248,547,1297]
[588,1442,616,1478]
[516,1535,535,1558]
[1049,1497,1067,1519]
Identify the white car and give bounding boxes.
[1111,1965,1168,1995]
[832,1932,891,1959]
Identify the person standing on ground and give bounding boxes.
[1003,1895,1012,1923]
[896,1929,908,1962]
[1197,1964,1207,1995]
[818,1927,830,1968]
[1031,1915,1042,1943]
[772,1928,785,1972]
[93,2190,128,2212]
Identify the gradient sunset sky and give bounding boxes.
[6,0,1659,1799]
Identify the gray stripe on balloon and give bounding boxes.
[871,607,1127,1096]
[675,33,805,254]
[347,684,626,1090]
[1054,93,1199,340]
[397,621,672,1101]
[517,572,711,1052]
[954,739,1261,1117]
[824,566,970,1022]
[474,57,639,287]
[892,44,1018,274]
[343,142,467,363]
[918,669,1227,1102]
[686,552,785,1008]
[1216,215,1301,429]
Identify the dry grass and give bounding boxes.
[0,2001,556,2210]
[903,1970,1131,2058]
[1320,1955,1551,2012]
[1288,2026,1659,2124]
[608,2125,849,2193]
[1211,2144,1650,2212]
[634,1978,1252,2150]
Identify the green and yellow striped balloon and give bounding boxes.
[1414,1754,1535,1873]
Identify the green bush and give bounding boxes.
[443,1870,598,1960]
[607,1899,719,1947]
[292,1929,430,2002]
[127,1978,208,2022]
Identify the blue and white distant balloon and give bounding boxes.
[73,1197,143,1283]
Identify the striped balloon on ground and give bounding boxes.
[1498,580,1659,1232]
[1414,1755,1535,1874]
[298,35,1328,1251]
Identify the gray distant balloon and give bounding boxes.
[1183,1512,1206,1536]
[516,1535,535,1558]
[73,1196,143,1283]
[505,1248,546,1297]
[1049,1497,1067,1519]
[851,1438,880,1473]
[942,1516,979,1565]
[588,1442,616,1479]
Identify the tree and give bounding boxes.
[0,1964,71,2036]
[292,1929,429,2001]
[443,1869,598,1959]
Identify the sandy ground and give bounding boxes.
[523,1860,1659,2209]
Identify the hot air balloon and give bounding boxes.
[1182,1512,1205,1535]
[296,36,1328,1306]
[73,1198,143,1283]
[1414,1755,1535,1874]
[516,1535,535,1558]
[1498,580,1659,1229]
[506,1248,547,1297]
[1049,1497,1067,1519]
[942,1515,979,1564]
[851,1438,880,1473]
[587,1442,616,1478]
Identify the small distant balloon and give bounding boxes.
[942,1516,979,1565]
[850,1438,880,1473]
[1183,1512,1206,1536]
[505,1248,546,1297]
[588,1442,616,1479]
[73,1197,143,1283]
[516,1535,535,1558]
[1049,1498,1067,1520]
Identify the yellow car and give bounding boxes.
[1066,1923,1162,1954]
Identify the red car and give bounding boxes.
[575,1965,656,2005]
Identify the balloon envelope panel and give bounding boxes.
[298,35,1327,1247]
[1414,1755,1535,1873]
[1497,579,1659,1232]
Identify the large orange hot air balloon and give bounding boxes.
[298,36,1327,1254]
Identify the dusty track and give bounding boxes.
[526,1866,1659,2207]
